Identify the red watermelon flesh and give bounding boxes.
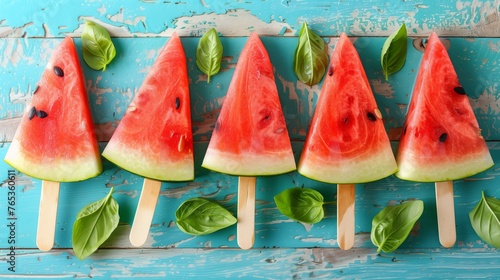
[102,33,194,181]
[396,32,493,182]
[202,33,296,176]
[4,37,102,182]
[298,33,398,184]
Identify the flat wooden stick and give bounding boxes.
[36,180,60,251]
[237,176,256,250]
[129,178,162,247]
[337,183,355,250]
[435,181,456,248]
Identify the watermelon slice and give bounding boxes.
[201,33,296,176]
[298,33,398,184]
[396,32,493,182]
[102,32,194,181]
[4,37,102,182]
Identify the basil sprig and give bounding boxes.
[469,191,500,248]
[274,187,327,224]
[196,28,223,83]
[72,187,119,260]
[371,200,423,253]
[293,22,329,86]
[176,198,236,235]
[81,20,116,71]
[381,23,407,80]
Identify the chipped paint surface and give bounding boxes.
[0,37,498,141]
[1,247,500,278]
[2,144,500,250]
[1,1,500,38]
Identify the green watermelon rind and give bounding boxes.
[202,148,296,177]
[298,146,398,184]
[396,151,493,182]
[5,139,102,182]
[102,142,194,182]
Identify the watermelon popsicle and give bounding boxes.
[202,33,296,249]
[102,33,194,247]
[4,37,103,251]
[396,32,493,248]
[298,33,398,250]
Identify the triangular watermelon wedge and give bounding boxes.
[202,33,296,176]
[102,33,194,181]
[4,37,102,182]
[298,33,398,184]
[396,32,493,182]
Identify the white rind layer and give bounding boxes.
[4,138,102,182]
[102,143,194,181]
[298,147,398,184]
[202,147,296,176]
[396,150,494,182]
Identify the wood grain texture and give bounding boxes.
[2,143,499,250]
[1,37,499,142]
[435,181,456,248]
[237,176,256,249]
[0,1,498,37]
[36,180,60,251]
[129,178,162,247]
[1,248,500,279]
[337,184,355,250]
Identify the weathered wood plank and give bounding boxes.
[1,1,499,38]
[1,142,500,250]
[1,37,499,142]
[1,247,499,278]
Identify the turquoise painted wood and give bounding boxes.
[2,143,500,250]
[2,248,500,278]
[1,37,499,141]
[1,1,500,278]
[1,0,499,37]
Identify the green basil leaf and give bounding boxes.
[196,28,223,83]
[176,198,236,235]
[381,23,407,80]
[274,187,324,224]
[81,20,116,71]
[469,191,500,248]
[293,22,329,86]
[72,187,119,260]
[371,200,423,253]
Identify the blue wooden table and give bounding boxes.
[1,1,500,278]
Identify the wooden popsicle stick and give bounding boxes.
[237,176,256,250]
[129,178,162,247]
[337,183,355,250]
[435,181,456,248]
[36,180,60,251]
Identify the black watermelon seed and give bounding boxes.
[175,97,180,109]
[33,85,40,95]
[36,110,48,118]
[367,112,377,121]
[28,107,37,120]
[403,125,407,135]
[420,39,427,49]
[454,86,466,95]
[328,66,334,76]
[214,120,221,132]
[54,66,64,77]
[344,117,349,124]
[439,133,448,143]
